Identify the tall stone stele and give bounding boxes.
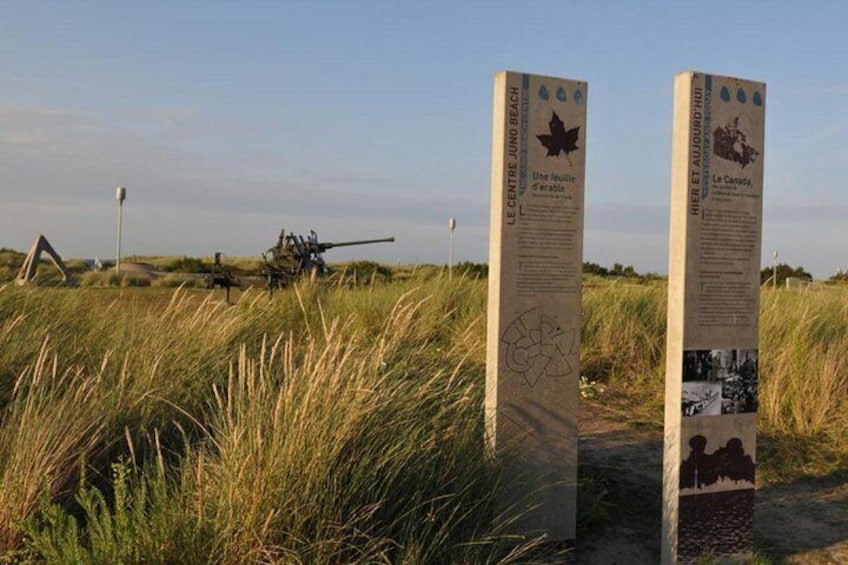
[662,71,766,563]
[486,70,587,541]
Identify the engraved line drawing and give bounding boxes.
[501,307,576,387]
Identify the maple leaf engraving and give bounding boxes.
[536,111,580,158]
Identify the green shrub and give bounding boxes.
[454,261,488,278]
[25,458,212,564]
[161,256,208,274]
[761,263,811,285]
[336,260,393,285]
[78,272,151,287]
[150,274,208,288]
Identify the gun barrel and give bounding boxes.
[321,237,395,250]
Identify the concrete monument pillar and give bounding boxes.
[662,71,766,563]
[486,70,587,541]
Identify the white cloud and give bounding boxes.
[0,104,487,262]
[815,86,848,95]
[585,203,669,235]
[766,204,848,224]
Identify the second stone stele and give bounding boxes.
[662,70,766,564]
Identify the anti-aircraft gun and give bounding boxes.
[262,229,395,290]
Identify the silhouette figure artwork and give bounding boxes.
[536,111,580,159]
[680,435,755,490]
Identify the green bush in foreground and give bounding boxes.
[26,459,211,564]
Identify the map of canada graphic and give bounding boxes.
[713,116,759,168]
[501,307,575,387]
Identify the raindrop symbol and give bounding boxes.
[720,86,731,102]
[737,88,746,103]
[538,85,549,100]
[753,91,763,106]
[574,89,584,104]
[556,86,567,102]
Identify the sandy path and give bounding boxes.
[576,403,848,564]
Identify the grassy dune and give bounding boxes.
[0,277,846,562]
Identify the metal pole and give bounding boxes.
[772,249,778,289]
[116,187,127,275]
[449,217,456,279]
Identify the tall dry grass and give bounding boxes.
[1,277,847,561]
[579,282,848,477]
[192,298,512,563]
[0,340,105,549]
[0,286,246,550]
[757,288,848,476]
[1,279,550,563]
[580,279,667,394]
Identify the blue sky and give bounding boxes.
[1,1,847,276]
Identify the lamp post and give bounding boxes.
[116,187,127,275]
[448,217,456,279]
[772,249,778,289]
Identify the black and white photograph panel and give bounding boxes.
[682,381,722,417]
[720,349,757,414]
[681,349,758,416]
